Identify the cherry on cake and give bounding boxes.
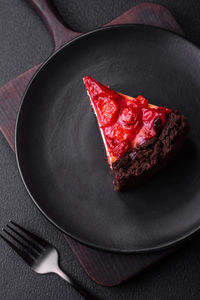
[83,76,190,191]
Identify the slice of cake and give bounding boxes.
[83,76,190,191]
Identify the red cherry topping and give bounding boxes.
[111,124,130,141]
[97,98,119,127]
[83,76,171,163]
[112,140,129,159]
[120,107,138,125]
[137,95,148,107]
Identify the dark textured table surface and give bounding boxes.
[1,1,200,299]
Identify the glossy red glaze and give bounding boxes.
[83,76,171,163]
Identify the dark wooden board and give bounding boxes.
[0,0,183,286]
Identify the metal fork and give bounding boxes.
[0,221,94,300]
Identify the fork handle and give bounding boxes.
[55,267,94,300]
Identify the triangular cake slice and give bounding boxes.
[83,76,190,191]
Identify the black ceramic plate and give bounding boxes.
[16,25,200,253]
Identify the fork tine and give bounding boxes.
[2,228,38,258]
[7,224,43,253]
[0,233,34,266]
[10,221,48,248]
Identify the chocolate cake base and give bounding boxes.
[112,111,190,192]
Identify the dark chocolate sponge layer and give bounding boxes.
[112,111,190,191]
